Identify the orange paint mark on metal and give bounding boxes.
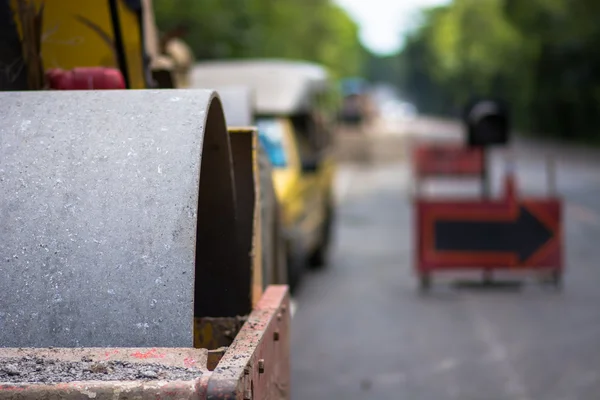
[104,349,120,360]
[183,357,197,367]
[130,348,165,359]
[0,385,26,391]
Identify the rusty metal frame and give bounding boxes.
[0,285,290,400]
[205,285,290,400]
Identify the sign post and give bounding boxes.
[463,97,511,199]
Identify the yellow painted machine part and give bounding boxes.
[10,0,147,88]
[228,127,264,307]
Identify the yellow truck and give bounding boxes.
[193,59,338,290]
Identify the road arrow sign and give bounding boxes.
[412,143,484,177]
[416,199,562,270]
[434,206,553,262]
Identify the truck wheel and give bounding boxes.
[308,202,335,269]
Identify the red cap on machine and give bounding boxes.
[46,67,126,90]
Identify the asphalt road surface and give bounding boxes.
[291,117,600,399]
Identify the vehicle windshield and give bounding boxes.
[256,118,288,168]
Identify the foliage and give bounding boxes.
[152,0,364,79]
[154,0,600,141]
[368,0,600,141]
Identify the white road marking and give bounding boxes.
[370,371,408,386]
[567,203,600,226]
[334,168,356,206]
[432,358,459,373]
[467,297,533,400]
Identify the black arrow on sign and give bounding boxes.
[434,206,553,262]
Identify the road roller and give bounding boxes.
[1,0,286,292]
[0,89,290,399]
[0,2,290,398]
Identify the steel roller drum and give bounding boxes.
[0,89,246,347]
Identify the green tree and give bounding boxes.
[384,0,600,142]
[153,0,364,78]
[504,0,600,139]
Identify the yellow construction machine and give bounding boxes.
[3,0,193,90]
[0,1,290,398]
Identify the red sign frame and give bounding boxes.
[415,197,562,272]
[412,143,484,178]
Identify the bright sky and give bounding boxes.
[334,0,452,55]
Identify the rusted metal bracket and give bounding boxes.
[0,286,290,399]
[205,285,290,400]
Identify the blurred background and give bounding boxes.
[153,1,600,399]
[155,0,600,143]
